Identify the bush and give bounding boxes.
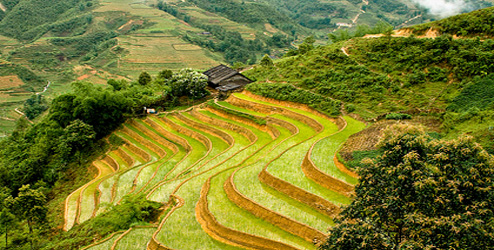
[385,113,412,120]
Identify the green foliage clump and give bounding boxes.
[42,194,161,250]
[328,21,393,43]
[448,74,494,112]
[321,125,494,249]
[166,69,209,100]
[247,82,341,116]
[385,113,412,120]
[0,0,91,40]
[23,95,48,120]
[412,6,494,38]
[138,71,152,85]
[208,100,266,125]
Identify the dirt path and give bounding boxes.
[352,0,369,24]
[341,47,350,57]
[0,3,7,12]
[398,14,423,28]
[36,81,50,95]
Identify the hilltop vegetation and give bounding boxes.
[411,6,494,38]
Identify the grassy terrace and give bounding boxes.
[145,116,209,203]
[153,110,253,249]
[77,161,114,224]
[123,124,175,194]
[311,116,366,185]
[208,113,316,249]
[73,91,367,249]
[112,226,157,250]
[219,100,335,233]
[132,119,188,195]
[228,94,351,203]
[84,232,124,250]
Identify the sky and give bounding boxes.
[411,0,472,18]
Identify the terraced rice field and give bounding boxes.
[65,91,365,250]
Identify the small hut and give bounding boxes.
[203,65,253,92]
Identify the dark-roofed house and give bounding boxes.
[203,65,253,92]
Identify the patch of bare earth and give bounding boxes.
[0,75,24,89]
[339,116,442,161]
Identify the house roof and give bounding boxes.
[203,64,241,85]
[216,83,243,92]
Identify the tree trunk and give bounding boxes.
[27,219,33,250]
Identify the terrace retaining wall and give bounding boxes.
[196,178,300,250]
[224,171,327,243]
[258,169,341,218]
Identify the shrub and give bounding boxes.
[385,113,412,120]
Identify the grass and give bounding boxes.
[311,116,366,185]
[78,161,114,224]
[83,232,124,250]
[153,111,253,249]
[112,226,156,250]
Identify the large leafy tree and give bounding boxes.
[13,185,47,250]
[320,125,494,250]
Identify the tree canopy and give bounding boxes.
[320,125,494,250]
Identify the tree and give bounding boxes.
[260,54,274,67]
[0,187,15,249]
[23,95,48,120]
[13,185,47,250]
[167,69,208,99]
[138,71,152,85]
[157,69,173,80]
[298,36,315,54]
[320,125,494,250]
[59,119,96,165]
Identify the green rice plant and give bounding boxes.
[96,174,118,216]
[78,161,115,224]
[231,94,351,203]
[217,101,267,117]
[208,100,267,125]
[64,185,86,231]
[311,116,366,185]
[83,232,124,250]
[112,226,156,250]
[115,131,159,161]
[146,116,208,181]
[210,170,316,250]
[112,166,141,205]
[233,125,334,233]
[132,119,188,194]
[154,110,262,249]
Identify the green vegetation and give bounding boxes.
[385,113,412,120]
[45,194,161,250]
[321,125,494,249]
[412,6,494,37]
[208,100,267,125]
[246,82,342,116]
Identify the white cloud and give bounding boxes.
[411,0,472,18]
